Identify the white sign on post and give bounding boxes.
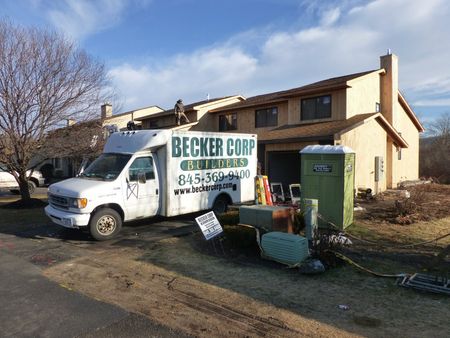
[195,211,223,240]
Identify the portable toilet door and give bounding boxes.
[300,145,355,229]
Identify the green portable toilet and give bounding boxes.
[300,145,355,229]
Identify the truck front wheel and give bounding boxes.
[89,208,122,241]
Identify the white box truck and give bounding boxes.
[45,129,257,240]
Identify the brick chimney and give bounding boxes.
[380,51,398,127]
[101,103,112,119]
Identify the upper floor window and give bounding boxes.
[255,107,278,128]
[219,113,237,131]
[301,95,331,121]
[375,102,381,113]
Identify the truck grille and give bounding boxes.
[49,194,69,210]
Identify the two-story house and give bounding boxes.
[207,53,424,193]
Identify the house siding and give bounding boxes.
[346,73,381,119]
[340,119,387,193]
[389,102,420,187]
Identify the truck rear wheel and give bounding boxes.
[212,195,229,215]
[89,208,122,241]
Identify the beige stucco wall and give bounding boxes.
[339,118,387,193]
[388,102,420,187]
[346,73,381,119]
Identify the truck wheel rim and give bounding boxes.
[97,215,116,235]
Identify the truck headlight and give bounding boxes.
[69,198,88,209]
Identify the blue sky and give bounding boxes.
[2,0,450,129]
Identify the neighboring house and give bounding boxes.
[42,104,164,178]
[100,103,163,130]
[135,96,245,131]
[206,53,424,193]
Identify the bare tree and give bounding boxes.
[427,112,450,145]
[420,112,450,183]
[0,20,108,200]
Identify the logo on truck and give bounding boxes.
[172,136,255,158]
[171,136,255,190]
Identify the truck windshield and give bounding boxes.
[79,153,131,181]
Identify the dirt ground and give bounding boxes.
[43,186,450,337]
[2,185,450,337]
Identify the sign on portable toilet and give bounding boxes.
[300,145,355,230]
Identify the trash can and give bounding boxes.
[300,145,355,229]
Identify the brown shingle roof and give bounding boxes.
[211,70,378,112]
[259,113,378,143]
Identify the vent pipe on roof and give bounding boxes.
[387,48,392,55]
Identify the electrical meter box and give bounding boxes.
[300,145,355,229]
[375,156,384,182]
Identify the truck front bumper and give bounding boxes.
[45,205,90,228]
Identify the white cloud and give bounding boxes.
[413,98,450,106]
[320,8,341,26]
[108,0,450,112]
[44,0,143,40]
[109,47,258,109]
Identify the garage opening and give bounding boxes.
[267,151,301,191]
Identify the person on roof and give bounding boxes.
[174,99,190,126]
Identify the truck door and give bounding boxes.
[124,155,159,219]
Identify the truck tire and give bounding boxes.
[89,208,122,241]
[28,180,36,194]
[212,195,229,215]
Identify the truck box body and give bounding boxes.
[45,130,257,234]
[104,129,257,217]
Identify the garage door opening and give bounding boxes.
[267,151,301,193]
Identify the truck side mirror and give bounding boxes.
[137,171,147,184]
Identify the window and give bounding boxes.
[375,102,381,113]
[81,153,131,181]
[219,113,237,131]
[53,158,62,169]
[255,107,278,128]
[301,95,331,121]
[129,157,155,181]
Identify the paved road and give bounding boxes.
[0,203,195,338]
